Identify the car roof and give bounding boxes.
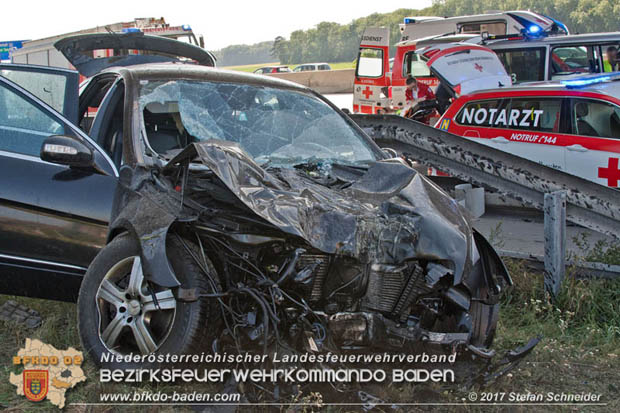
[461,77,620,100]
[486,32,620,48]
[102,63,310,92]
[298,63,330,66]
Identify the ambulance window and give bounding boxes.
[506,98,562,132]
[550,46,600,78]
[357,48,383,78]
[459,21,506,35]
[402,51,431,78]
[494,48,545,83]
[571,99,620,139]
[455,99,505,127]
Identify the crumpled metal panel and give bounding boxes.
[164,140,476,283]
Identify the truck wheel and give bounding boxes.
[77,233,219,366]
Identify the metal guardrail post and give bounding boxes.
[544,191,567,297]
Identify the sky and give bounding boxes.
[0,0,433,50]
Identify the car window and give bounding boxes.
[494,48,545,83]
[78,76,116,134]
[455,98,505,127]
[0,82,65,156]
[138,80,377,167]
[602,44,619,72]
[456,97,562,132]
[0,69,67,114]
[506,98,562,132]
[571,99,620,139]
[357,48,384,78]
[551,45,600,78]
[319,64,330,70]
[402,51,431,78]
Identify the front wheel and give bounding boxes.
[78,233,219,366]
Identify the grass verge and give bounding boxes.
[1,244,618,411]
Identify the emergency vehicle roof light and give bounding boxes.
[560,72,620,88]
[182,24,192,31]
[543,15,569,34]
[507,13,546,38]
[528,25,541,34]
[404,18,415,24]
[122,28,141,33]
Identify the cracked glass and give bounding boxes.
[139,80,377,167]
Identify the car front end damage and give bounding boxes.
[106,139,538,385]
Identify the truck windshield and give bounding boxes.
[139,80,377,167]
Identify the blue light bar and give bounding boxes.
[182,24,192,31]
[543,15,569,34]
[560,72,620,88]
[528,25,541,34]
[122,28,141,33]
[404,18,415,24]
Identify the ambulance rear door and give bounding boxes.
[353,27,390,114]
[417,43,512,97]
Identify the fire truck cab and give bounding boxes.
[353,11,568,113]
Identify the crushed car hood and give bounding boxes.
[165,141,476,282]
[55,32,216,77]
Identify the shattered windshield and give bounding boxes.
[138,80,377,167]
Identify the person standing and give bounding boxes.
[604,46,618,72]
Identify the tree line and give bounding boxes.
[213,0,620,66]
[213,41,274,67]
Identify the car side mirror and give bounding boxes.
[40,135,94,168]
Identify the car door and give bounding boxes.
[564,97,620,187]
[448,95,567,172]
[0,69,118,301]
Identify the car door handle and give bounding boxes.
[566,144,588,152]
[491,137,510,144]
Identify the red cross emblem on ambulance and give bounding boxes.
[362,86,373,99]
[598,157,620,187]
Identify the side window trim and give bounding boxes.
[89,78,123,144]
[0,75,119,177]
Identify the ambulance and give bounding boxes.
[426,42,620,187]
[353,11,568,114]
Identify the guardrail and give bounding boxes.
[350,114,620,296]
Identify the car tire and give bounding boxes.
[470,301,499,348]
[77,233,220,367]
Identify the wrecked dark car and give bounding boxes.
[80,71,514,361]
[0,33,534,389]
